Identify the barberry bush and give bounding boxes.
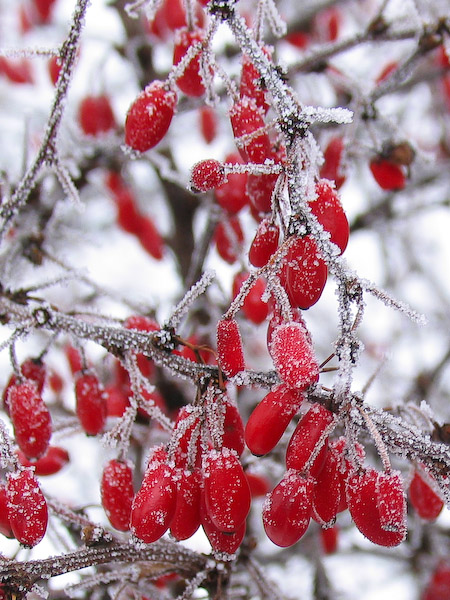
[1,0,450,599]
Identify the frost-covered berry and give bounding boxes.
[190,159,226,192]
[101,459,134,531]
[214,153,248,214]
[125,81,177,152]
[262,470,315,547]
[203,448,251,533]
[173,28,206,97]
[345,467,406,547]
[409,470,444,521]
[312,448,341,527]
[170,468,202,541]
[249,218,279,267]
[214,216,244,264]
[75,372,107,436]
[285,404,334,477]
[216,318,245,376]
[8,381,52,460]
[78,95,115,136]
[17,446,69,476]
[6,468,48,547]
[311,179,349,254]
[269,322,319,390]
[229,97,271,164]
[320,136,345,189]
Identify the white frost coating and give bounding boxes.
[165,270,216,329]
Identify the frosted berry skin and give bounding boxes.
[170,468,202,540]
[312,448,341,527]
[369,158,406,190]
[345,467,407,547]
[78,95,115,136]
[229,97,271,164]
[125,81,177,152]
[214,215,244,264]
[200,493,246,554]
[203,448,251,533]
[3,357,46,414]
[216,318,245,376]
[269,322,320,390]
[6,468,48,547]
[262,470,315,547]
[130,458,177,543]
[214,153,248,214]
[249,218,279,267]
[101,459,134,531]
[8,381,52,459]
[190,159,225,192]
[285,404,334,477]
[245,385,304,456]
[17,446,69,476]
[320,136,346,189]
[282,235,328,309]
[310,179,349,254]
[75,373,107,436]
[409,471,444,521]
[173,28,206,97]
[0,483,14,538]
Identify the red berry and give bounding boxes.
[214,153,249,214]
[281,235,328,309]
[130,457,177,543]
[245,472,271,497]
[174,28,206,97]
[245,385,304,456]
[214,215,244,264]
[249,218,279,267]
[269,322,320,390]
[75,372,107,436]
[199,106,217,144]
[409,471,444,521]
[8,381,52,460]
[112,188,142,234]
[101,459,134,531]
[78,95,115,136]
[375,61,398,85]
[285,404,334,477]
[314,7,341,42]
[170,468,202,540]
[246,171,279,213]
[0,57,33,85]
[48,56,62,85]
[220,398,245,457]
[125,82,177,153]
[172,406,202,469]
[262,470,315,547]
[0,483,14,538]
[201,494,246,554]
[17,446,69,476]
[233,272,270,325]
[312,448,341,527]
[423,560,450,600]
[3,357,46,414]
[310,179,349,254]
[136,215,164,260]
[240,51,270,113]
[105,384,130,417]
[34,0,57,22]
[190,159,225,192]
[6,469,48,547]
[163,0,205,31]
[319,525,339,554]
[229,97,271,163]
[320,136,345,189]
[345,467,406,547]
[216,318,246,376]
[369,158,406,190]
[203,448,251,532]
[65,344,83,374]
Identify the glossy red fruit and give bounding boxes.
[201,494,246,554]
[163,0,205,31]
[78,95,115,136]
[310,180,349,254]
[345,467,407,547]
[216,318,245,376]
[131,457,177,543]
[220,399,245,456]
[0,57,33,85]
[246,171,279,213]
[17,446,69,476]
[65,344,83,374]
[105,385,130,417]
[422,560,450,600]
[245,472,271,497]
[137,214,164,260]
[249,218,279,267]
[203,448,251,532]
[112,188,141,234]
[269,322,320,390]
[190,159,225,192]
[286,404,334,477]
[125,82,177,152]
[214,215,244,263]
[263,470,315,547]
[282,235,328,309]
[174,28,206,97]
[233,272,269,325]
[34,0,57,22]
[170,468,202,540]
[3,357,46,414]
[101,459,134,531]
[320,136,345,189]
[319,525,339,554]
[172,406,201,469]
[214,153,248,214]
[331,436,366,512]
[8,381,52,460]
[409,471,444,521]
[6,469,48,547]
[369,159,406,190]
[229,97,271,163]
[75,372,107,436]
[314,6,341,42]
[0,483,14,538]
[312,448,341,526]
[245,385,304,456]
[199,106,217,144]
